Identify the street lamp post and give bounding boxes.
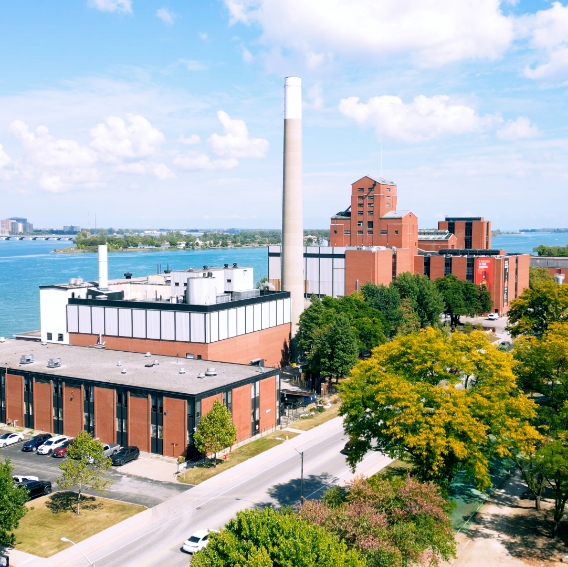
[61,537,95,566]
[289,445,304,501]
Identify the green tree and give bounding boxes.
[299,475,455,567]
[529,266,554,288]
[436,274,492,328]
[57,431,112,515]
[194,400,237,466]
[0,459,28,547]
[296,296,336,364]
[507,280,568,338]
[340,328,540,489]
[192,507,364,567]
[398,297,421,335]
[361,283,403,337]
[539,438,568,537]
[392,272,445,328]
[313,314,359,381]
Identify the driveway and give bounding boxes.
[0,435,189,508]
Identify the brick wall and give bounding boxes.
[232,384,251,443]
[414,255,424,275]
[94,387,116,444]
[6,373,24,426]
[128,394,150,452]
[33,380,52,433]
[516,255,530,301]
[201,393,223,416]
[69,323,291,368]
[429,256,446,281]
[259,376,277,431]
[452,256,467,282]
[163,397,186,458]
[63,383,84,437]
[395,248,413,276]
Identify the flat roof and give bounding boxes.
[381,210,412,219]
[0,340,276,397]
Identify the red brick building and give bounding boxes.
[0,341,280,459]
[437,217,492,250]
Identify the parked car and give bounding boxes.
[487,313,499,321]
[37,435,69,455]
[102,443,121,458]
[111,446,140,466]
[17,479,52,500]
[22,433,52,452]
[0,432,24,448]
[182,530,218,554]
[12,475,39,483]
[52,439,74,458]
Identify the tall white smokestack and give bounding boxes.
[282,76,304,335]
[98,244,108,290]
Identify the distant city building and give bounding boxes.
[63,225,81,233]
[1,217,33,234]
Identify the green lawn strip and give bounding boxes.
[15,492,145,558]
[178,431,300,485]
[290,405,341,431]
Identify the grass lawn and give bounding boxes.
[15,492,145,558]
[178,431,300,485]
[291,405,341,431]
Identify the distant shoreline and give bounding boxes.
[54,245,271,254]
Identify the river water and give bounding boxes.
[1,232,568,337]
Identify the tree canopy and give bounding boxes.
[194,400,237,465]
[57,431,112,515]
[340,328,539,489]
[529,266,554,288]
[507,280,568,338]
[0,459,28,547]
[192,507,364,567]
[435,274,492,328]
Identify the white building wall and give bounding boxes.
[41,287,89,343]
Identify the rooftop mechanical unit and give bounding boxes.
[47,358,61,368]
[20,354,34,364]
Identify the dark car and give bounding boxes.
[52,439,73,458]
[111,446,140,466]
[22,433,52,452]
[18,479,52,500]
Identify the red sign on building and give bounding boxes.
[475,257,493,291]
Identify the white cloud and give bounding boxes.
[224,0,514,67]
[10,120,97,167]
[114,160,176,179]
[89,0,132,13]
[0,143,17,180]
[521,2,568,81]
[339,95,496,143]
[198,32,208,40]
[0,144,13,169]
[242,47,253,63]
[173,152,238,170]
[496,117,540,140]
[179,134,201,145]
[304,85,324,110]
[156,8,175,25]
[90,114,165,162]
[208,111,269,158]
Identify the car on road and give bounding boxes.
[111,446,140,466]
[102,443,121,458]
[22,433,52,452]
[0,432,24,448]
[13,475,39,483]
[37,435,69,455]
[52,439,74,458]
[487,313,499,321]
[182,530,218,554]
[17,479,52,500]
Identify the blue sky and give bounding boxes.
[0,0,567,230]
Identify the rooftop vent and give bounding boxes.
[121,369,127,374]
[197,372,205,379]
[154,360,159,366]
[124,272,132,280]
[233,263,237,268]
[224,263,229,268]
[95,295,108,300]
[205,367,217,376]
[20,354,34,364]
[0,337,5,343]
[117,361,122,366]
[203,265,208,270]
[179,368,186,375]
[47,358,61,368]
[145,352,151,357]
[76,277,83,285]
[69,278,77,285]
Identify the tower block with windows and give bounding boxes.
[329,176,418,255]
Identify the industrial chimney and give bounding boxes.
[98,244,108,290]
[282,76,304,334]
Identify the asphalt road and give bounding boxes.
[34,417,391,567]
[0,438,189,508]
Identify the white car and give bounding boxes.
[37,435,69,455]
[487,313,499,321]
[13,475,39,483]
[182,530,218,554]
[0,432,24,447]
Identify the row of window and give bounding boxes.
[357,186,392,192]
[46,333,64,341]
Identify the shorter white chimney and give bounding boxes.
[98,245,108,289]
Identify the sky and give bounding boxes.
[0,0,567,230]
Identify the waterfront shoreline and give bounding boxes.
[54,245,271,254]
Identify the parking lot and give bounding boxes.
[0,433,190,508]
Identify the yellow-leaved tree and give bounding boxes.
[340,328,540,490]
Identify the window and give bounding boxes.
[358,211,364,216]
[368,187,374,192]
[394,230,399,235]
[368,203,374,207]
[386,196,391,200]
[368,211,374,215]
[387,188,391,192]
[47,333,52,341]
[367,221,374,228]
[358,196,365,201]
[357,222,363,227]
[58,334,63,342]
[71,292,75,298]
[358,188,364,192]
[175,282,179,286]
[386,204,391,208]
[381,230,387,235]
[344,230,350,235]
[367,230,373,235]
[358,204,364,208]
[357,230,364,235]
[368,196,374,200]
